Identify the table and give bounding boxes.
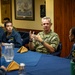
[1,48,71,75]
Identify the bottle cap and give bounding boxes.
[20,63,25,66]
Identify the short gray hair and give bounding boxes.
[42,17,52,24]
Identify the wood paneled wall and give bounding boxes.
[54,0,75,57]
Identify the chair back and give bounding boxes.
[19,31,29,45]
[51,42,62,56]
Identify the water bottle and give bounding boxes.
[18,63,26,75]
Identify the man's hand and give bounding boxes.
[29,31,35,40]
[33,35,43,42]
[1,66,7,71]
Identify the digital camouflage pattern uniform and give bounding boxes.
[33,30,60,54]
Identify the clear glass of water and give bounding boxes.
[4,43,14,62]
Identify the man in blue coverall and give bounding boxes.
[2,21,22,48]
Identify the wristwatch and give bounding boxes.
[41,40,44,44]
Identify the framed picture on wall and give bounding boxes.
[1,0,12,23]
[14,0,35,20]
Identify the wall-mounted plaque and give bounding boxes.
[1,0,12,23]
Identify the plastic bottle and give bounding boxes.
[18,63,26,75]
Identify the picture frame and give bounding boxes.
[14,0,35,20]
[1,0,12,23]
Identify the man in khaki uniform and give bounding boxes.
[29,17,60,54]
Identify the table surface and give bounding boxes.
[1,48,71,75]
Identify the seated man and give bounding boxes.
[2,21,22,48]
[0,26,4,43]
[3,17,17,31]
[29,17,60,54]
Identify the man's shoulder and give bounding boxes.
[38,31,59,36]
[50,31,58,36]
[12,30,20,36]
[0,27,4,31]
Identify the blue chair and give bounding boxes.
[51,42,62,56]
[18,31,29,46]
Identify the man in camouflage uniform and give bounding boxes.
[29,17,60,54]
